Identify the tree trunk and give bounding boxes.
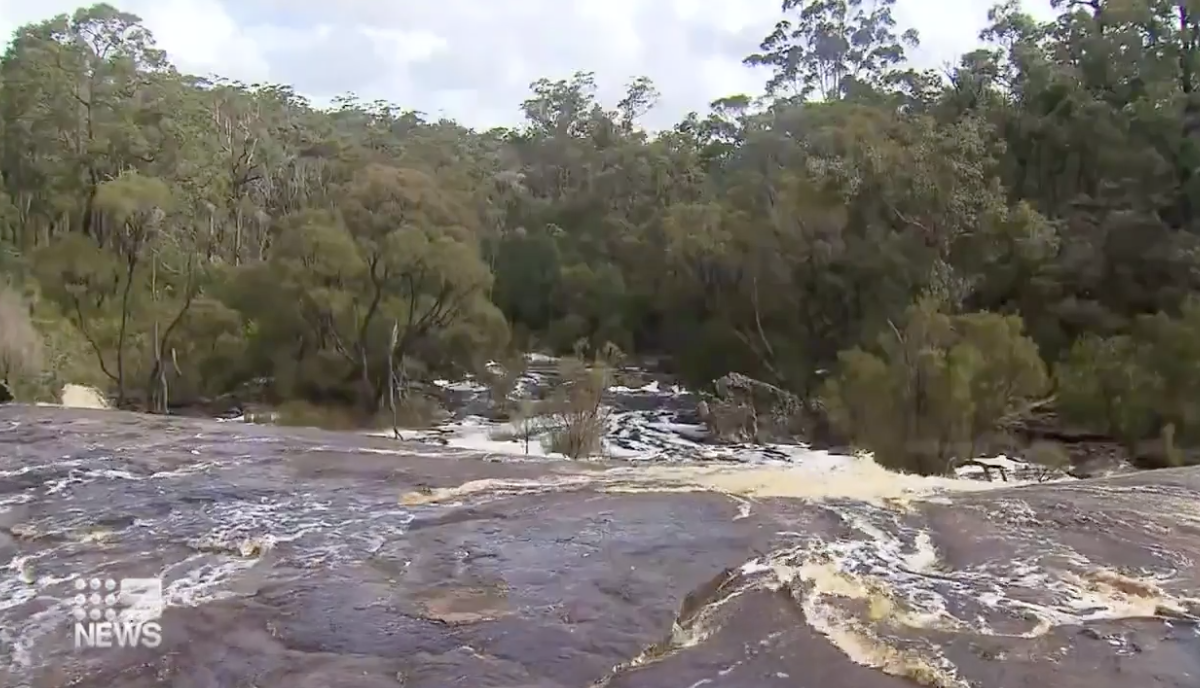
[388,320,399,439]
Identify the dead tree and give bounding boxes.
[387,320,400,439]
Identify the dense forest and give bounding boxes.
[1,0,1199,473]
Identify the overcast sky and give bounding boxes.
[0,0,1056,129]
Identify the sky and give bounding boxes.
[0,0,1057,130]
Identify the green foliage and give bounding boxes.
[1055,334,1159,451]
[272,400,371,431]
[94,173,173,225]
[1133,299,1200,444]
[1055,298,1200,455]
[0,284,42,392]
[1028,441,1070,472]
[821,302,1048,474]
[1,0,1200,466]
[0,278,107,401]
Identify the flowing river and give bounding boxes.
[1,405,1198,687]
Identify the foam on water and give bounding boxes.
[3,359,1154,685]
[377,363,1196,685]
[0,430,420,676]
[711,485,1200,686]
[384,359,1104,685]
[613,457,1026,503]
[58,385,108,410]
[370,360,1066,486]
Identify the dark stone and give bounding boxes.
[0,405,1197,688]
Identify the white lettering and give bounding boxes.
[139,621,162,648]
[73,621,164,649]
[111,621,141,647]
[95,622,114,647]
[73,623,96,648]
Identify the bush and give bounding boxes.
[1055,334,1158,452]
[484,354,528,417]
[541,353,613,458]
[389,394,445,429]
[1132,299,1200,447]
[271,394,444,431]
[1162,423,1184,468]
[0,280,107,402]
[1054,297,1200,458]
[273,400,366,430]
[491,398,550,454]
[1027,440,1070,481]
[0,285,43,394]
[821,300,1048,475]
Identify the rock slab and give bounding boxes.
[0,406,1197,687]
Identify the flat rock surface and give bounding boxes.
[0,406,1198,687]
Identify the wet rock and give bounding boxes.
[997,409,1139,476]
[0,380,11,404]
[706,372,815,444]
[0,406,1198,688]
[1069,450,1130,479]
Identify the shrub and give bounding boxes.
[271,395,443,431]
[1162,422,1184,468]
[492,398,549,454]
[541,354,613,458]
[0,285,42,393]
[484,354,528,417]
[1027,440,1070,481]
[273,400,365,430]
[1055,334,1158,453]
[388,395,445,429]
[821,299,1048,475]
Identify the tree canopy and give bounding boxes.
[4,0,1200,472]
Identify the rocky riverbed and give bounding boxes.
[1,405,1198,687]
[316,357,1071,482]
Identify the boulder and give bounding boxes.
[705,372,832,445]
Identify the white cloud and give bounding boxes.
[137,0,270,81]
[899,0,1056,72]
[0,0,268,78]
[0,0,1061,129]
[360,28,449,65]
